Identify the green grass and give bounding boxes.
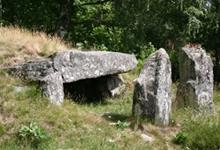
[0,71,154,150]
[1,70,220,150]
[171,91,220,150]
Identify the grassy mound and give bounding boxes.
[0,26,70,67]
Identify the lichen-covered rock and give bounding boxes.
[5,50,137,105]
[53,50,137,82]
[41,72,64,105]
[176,46,214,112]
[132,48,172,126]
[5,59,54,81]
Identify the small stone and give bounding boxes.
[13,85,26,93]
[141,133,154,142]
[106,75,126,97]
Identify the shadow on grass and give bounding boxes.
[69,98,111,106]
[102,112,130,122]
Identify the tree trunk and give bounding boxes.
[56,0,75,40]
[214,49,220,85]
[0,0,2,21]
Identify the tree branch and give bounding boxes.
[78,0,113,7]
[74,18,115,27]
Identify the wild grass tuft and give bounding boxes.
[0,26,71,67]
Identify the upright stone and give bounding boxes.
[41,72,64,105]
[176,46,214,112]
[132,48,172,126]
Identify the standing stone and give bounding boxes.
[176,46,214,112]
[41,72,64,105]
[132,48,172,126]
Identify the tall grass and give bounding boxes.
[0,26,70,67]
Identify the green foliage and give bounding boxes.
[168,50,179,81]
[115,120,130,130]
[0,123,5,136]
[136,42,156,73]
[173,132,187,145]
[138,42,156,60]
[2,0,220,83]
[18,122,49,148]
[174,117,220,150]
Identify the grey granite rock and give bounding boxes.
[41,72,64,105]
[53,50,137,82]
[106,75,126,97]
[5,59,54,81]
[5,50,137,105]
[176,46,214,112]
[132,48,172,126]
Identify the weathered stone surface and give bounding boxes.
[41,72,64,105]
[5,50,137,104]
[132,48,172,126]
[106,75,125,97]
[176,46,214,112]
[53,51,137,82]
[6,59,54,81]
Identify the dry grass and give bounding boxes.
[0,26,71,67]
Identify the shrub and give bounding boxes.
[138,42,156,61]
[173,132,187,145]
[18,122,49,148]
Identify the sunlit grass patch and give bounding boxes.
[0,26,71,67]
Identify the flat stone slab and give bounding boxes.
[53,51,137,82]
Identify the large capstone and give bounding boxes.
[53,51,137,82]
[5,50,137,104]
[176,46,214,112]
[132,48,172,126]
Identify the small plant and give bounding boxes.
[138,42,156,61]
[0,123,5,136]
[18,122,48,148]
[173,132,187,145]
[115,120,130,130]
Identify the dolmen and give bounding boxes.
[132,48,172,126]
[176,45,214,112]
[6,50,138,105]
